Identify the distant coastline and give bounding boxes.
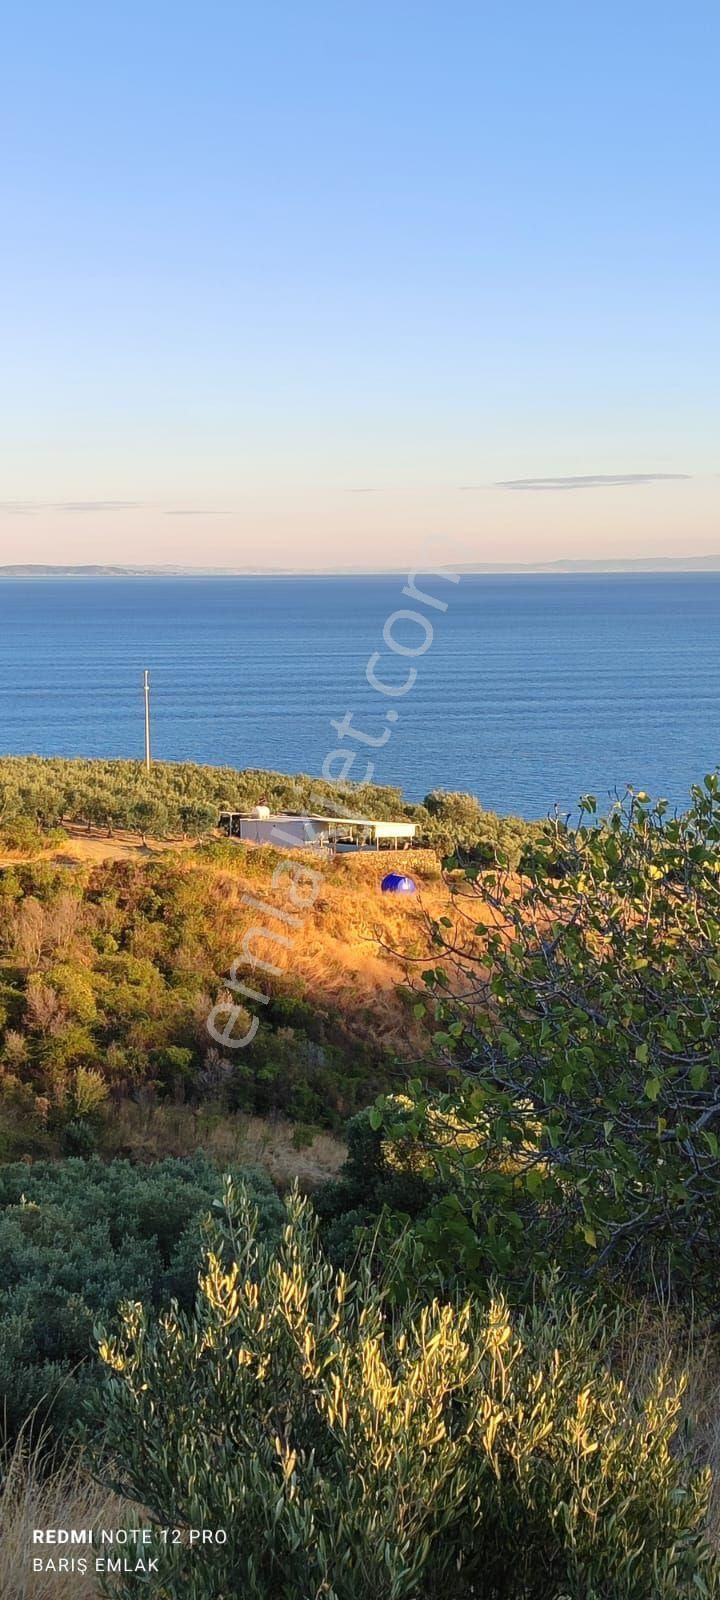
[2,557,720,579]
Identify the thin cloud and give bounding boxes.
[496,474,691,492]
[0,499,143,515]
[165,508,234,517]
[55,500,143,511]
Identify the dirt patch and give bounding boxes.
[0,824,199,870]
[101,1102,347,1190]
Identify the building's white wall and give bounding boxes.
[239,818,324,847]
[222,814,415,849]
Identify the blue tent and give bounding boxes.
[381,872,417,894]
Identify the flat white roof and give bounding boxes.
[219,811,416,830]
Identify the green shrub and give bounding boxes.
[72,1065,109,1118]
[90,1184,716,1600]
[317,1104,440,1275]
[0,1155,282,1444]
[383,780,720,1300]
[60,1116,98,1155]
[421,789,540,866]
[0,845,409,1132]
[0,817,46,856]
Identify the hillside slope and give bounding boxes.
[0,841,484,1153]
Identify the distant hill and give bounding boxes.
[0,564,173,577]
[2,557,720,577]
[0,564,287,577]
[456,555,720,574]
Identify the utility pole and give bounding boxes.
[143,669,152,773]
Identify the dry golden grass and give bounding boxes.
[616,1296,720,1550]
[49,824,199,867]
[100,1102,346,1189]
[0,822,200,870]
[0,834,461,1051]
[0,1429,125,1600]
[0,833,490,1054]
[196,845,486,1055]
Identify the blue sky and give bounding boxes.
[1,1,718,567]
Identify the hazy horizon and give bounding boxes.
[5,546,720,577]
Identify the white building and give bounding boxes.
[218,810,417,851]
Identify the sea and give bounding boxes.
[0,573,717,819]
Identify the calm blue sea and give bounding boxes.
[0,574,717,818]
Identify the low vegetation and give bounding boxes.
[0,754,539,865]
[2,760,720,1594]
[90,1184,717,1599]
[365,778,720,1305]
[0,1154,282,1445]
[0,846,452,1156]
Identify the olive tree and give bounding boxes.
[90,1184,715,1600]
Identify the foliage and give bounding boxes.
[72,1064,109,1118]
[422,788,537,868]
[90,1183,716,1600]
[0,756,415,841]
[0,815,63,857]
[0,754,540,863]
[380,780,720,1299]
[0,1154,282,1444]
[0,851,403,1140]
[316,1103,442,1274]
[0,760,539,1148]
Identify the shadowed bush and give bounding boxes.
[0,1155,282,1446]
